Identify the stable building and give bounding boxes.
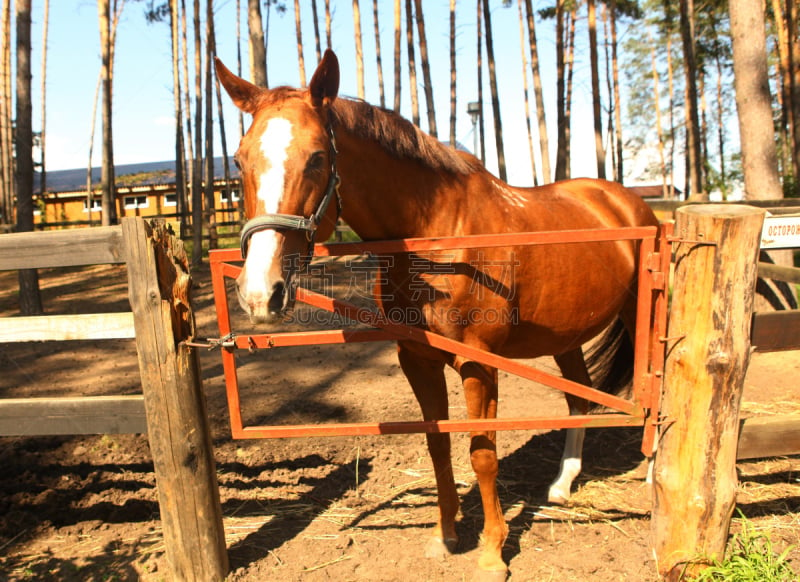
[34,158,241,229]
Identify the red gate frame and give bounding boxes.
[208,224,672,457]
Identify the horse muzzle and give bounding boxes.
[237,279,296,324]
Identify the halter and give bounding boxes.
[239,125,342,261]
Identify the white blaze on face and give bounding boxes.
[257,118,294,214]
[239,117,295,316]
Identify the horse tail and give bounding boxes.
[584,317,634,396]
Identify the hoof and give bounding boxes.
[547,487,570,506]
[424,536,457,561]
[472,567,508,582]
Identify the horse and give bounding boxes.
[215,50,659,580]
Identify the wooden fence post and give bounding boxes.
[123,217,228,581]
[651,205,765,580]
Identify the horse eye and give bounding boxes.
[305,151,325,174]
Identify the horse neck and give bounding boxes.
[333,130,475,241]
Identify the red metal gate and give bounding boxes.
[207,224,672,456]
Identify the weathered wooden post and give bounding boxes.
[651,205,764,580]
[123,217,228,581]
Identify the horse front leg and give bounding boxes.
[397,343,460,559]
[458,359,508,580]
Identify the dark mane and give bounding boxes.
[330,98,480,175]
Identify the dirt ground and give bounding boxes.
[0,259,798,581]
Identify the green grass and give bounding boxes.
[693,512,796,581]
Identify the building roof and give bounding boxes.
[35,157,238,194]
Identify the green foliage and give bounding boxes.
[694,513,797,582]
[621,0,743,196]
[783,173,799,198]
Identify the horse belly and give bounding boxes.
[492,242,638,358]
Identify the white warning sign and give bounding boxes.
[761,213,800,249]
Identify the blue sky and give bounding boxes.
[28,1,619,187]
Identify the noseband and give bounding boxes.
[239,126,342,261]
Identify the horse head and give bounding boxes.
[215,50,341,323]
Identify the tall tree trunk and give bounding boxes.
[86,71,101,225]
[247,0,266,86]
[476,0,485,163]
[211,18,232,226]
[771,0,793,182]
[39,0,48,200]
[372,0,385,108]
[556,4,575,181]
[192,0,203,265]
[170,0,188,237]
[666,33,676,198]
[353,0,365,99]
[729,0,783,201]
[680,0,704,198]
[311,0,322,63]
[609,0,623,182]
[554,0,568,181]
[181,0,196,229]
[205,0,217,251]
[699,68,708,180]
[15,0,41,314]
[602,3,615,178]
[482,0,506,181]
[524,0,550,183]
[266,0,276,87]
[98,0,118,226]
[404,0,419,126]
[294,0,306,86]
[517,0,537,185]
[788,0,800,184]
[649,29,668,198]
[235,0,244,219]
[0,0,12,225]
[393,0,401,112]
[236,0,244,137]
[413,0,436,138]
[324,0,331,49]
[588,0,605,178]
[449,0,456,147]
[714,51,727,199]
[564,7,576,180]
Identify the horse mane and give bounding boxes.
[254,86,480,176]
[330,98,481,176]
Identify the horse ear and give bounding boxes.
[309,49,339,108]
[215,57,264,114]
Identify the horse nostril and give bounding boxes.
[267,281,286,314]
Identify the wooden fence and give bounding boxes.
[1,205,798,580]
[0,218,227,581]
[652,205,800,579]
[0,225,144,435]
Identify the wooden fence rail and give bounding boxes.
[0,225,144,436]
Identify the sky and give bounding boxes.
[21,0,650,188]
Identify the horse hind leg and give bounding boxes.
[396,343,459,560]
[548,348,592,505]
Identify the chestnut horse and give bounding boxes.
[216,50,658,579]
